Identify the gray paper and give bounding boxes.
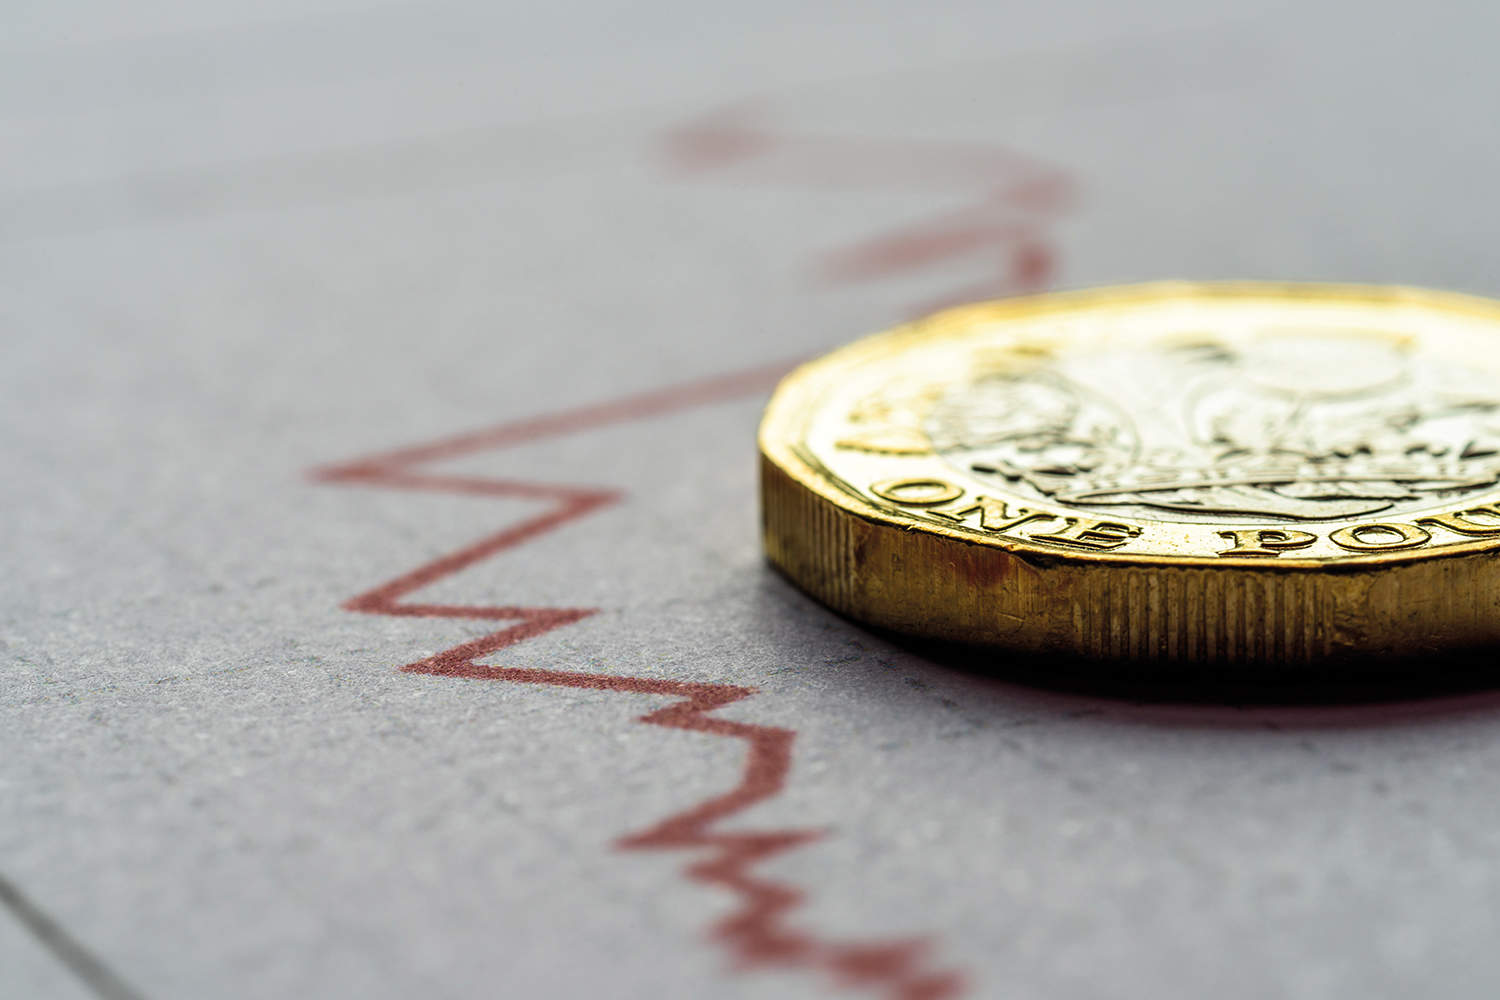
[7,2,1500,998]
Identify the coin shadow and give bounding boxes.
[751,564,1500,729]
[877,629,1500,728]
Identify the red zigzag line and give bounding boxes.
[309,362,966,1000]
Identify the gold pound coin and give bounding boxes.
[759,282,1500,665]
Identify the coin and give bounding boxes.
[759,282,1500,664]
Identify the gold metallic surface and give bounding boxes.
[758,282,1500,664]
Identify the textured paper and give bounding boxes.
[8,2,1500,998]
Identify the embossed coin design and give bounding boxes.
[759,283,1500,664]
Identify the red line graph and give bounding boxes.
[310,362,965,999]
[309,111,1071,997]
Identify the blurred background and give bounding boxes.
[10,2,1500,999]
[12,0,1500,453]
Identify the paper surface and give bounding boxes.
[8,2,1500,997]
